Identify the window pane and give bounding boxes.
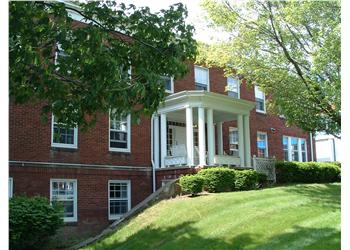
[228,91,239,98]
[284,150,289,161]
[301,139,306,151]
[292,151,299,161]
[53,124,75,145]
[195,83,208,91]
[110,115,129,150]
[160,76,172,91]
[291,138,298,150]
[257,133,267,158]
[110,200,128,215]
[256,99,265,111]
[302,152,307,162]
[194,66,208,86]
[62,200,74,218]
[227,77,239,98]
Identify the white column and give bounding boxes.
[198,107,206,166]
[153,115,160,169]
[186,107,194,166]
[207,109,214,165]
[217,122,223,155]
[237,115,245,167]
[160,114,167,168]
[243,115,251,167]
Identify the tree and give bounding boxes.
[197,0,340,137]
[9,1,197,129]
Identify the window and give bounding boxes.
[9,178,13,198]
[109,113,131,152]
[51,115,78,149]
[257,132,268,158]
[160,76,174,93]
[283,136,308,162]
[108,180,131,220]
[255,86,266,113]
[226,77,240,98]
[194,66,209,91]
[50,179,77,222]
[167,127,174,156]
[229,127,239,156]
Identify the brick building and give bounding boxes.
[9,62,316,236]
[9,1,315,238]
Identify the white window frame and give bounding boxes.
[160,76,174,94]
[194,65,210,91]
[283,136,308,162]
[255,85,266,114]
[257,131,268,158]
[51,115,78,149]
[108,180,131,220]
[50,179,78,223]
[9,177,13,198]
[226,77,240,99]
[229,127,239,156]
[109,113,131,153]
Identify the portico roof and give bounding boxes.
[157,90,256,116]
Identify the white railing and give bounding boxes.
[164,144,187,167]
[213,155,240,166]
[252,155,276,182]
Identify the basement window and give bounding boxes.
[108,180,131,220]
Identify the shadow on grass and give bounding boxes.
[280,183,340,210]
[89,221,340,250]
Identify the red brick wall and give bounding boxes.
[155,167,198,189]
[9,165,152,234]
[9,102,152,167]
[176,64,315,161]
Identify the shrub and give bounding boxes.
[276,161,341,184]
[198,167,235,192]
[9,196,64,250]
[257,173,268,187]
[179,175,205,196]
[234,170,259,191]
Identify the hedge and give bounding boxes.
[276,161,341,183]
[9,196,64,250]
[234,170,259,191]
[197,167,236,192]
[179,175,205,196]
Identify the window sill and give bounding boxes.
[256,110,267,115]
[109,149,131,154]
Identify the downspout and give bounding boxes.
[151,114,156,193]
[332,138,337,162]
[310,132,314,161]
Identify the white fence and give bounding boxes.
[252,155,276,183]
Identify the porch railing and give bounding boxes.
[252,155,276,182]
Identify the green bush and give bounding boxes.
[198,167,235,192]
[276,161,341,184]
[179,175,205,196]
[257,173,268,187]
[9,196,64,250]
[234,170,259,191]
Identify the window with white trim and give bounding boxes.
[226,77,240,99]
[9,178,13,198]
[109,113,131,152]
[194,66,209,91]
[257,132,268,158]
[51,115,78,149]
[229,127,239,156]
[108,180,131,220]
[160,76,174,93]
[50,179,77,222]
[255,86,266,113]
[283,136,308,162]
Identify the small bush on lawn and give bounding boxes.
[179,175,205,196]
[10,196,64,250]
[198,167,235,192]
[276,161,341,183]
[234,170,259,191]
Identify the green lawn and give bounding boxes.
[84,183,340,250]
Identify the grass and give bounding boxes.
[84,183,340,250]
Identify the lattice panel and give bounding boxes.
[164,156,187,167]
[253,156,276,182]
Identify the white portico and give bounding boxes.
[152,90,255,168]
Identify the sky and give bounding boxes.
[121,0,230,43]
